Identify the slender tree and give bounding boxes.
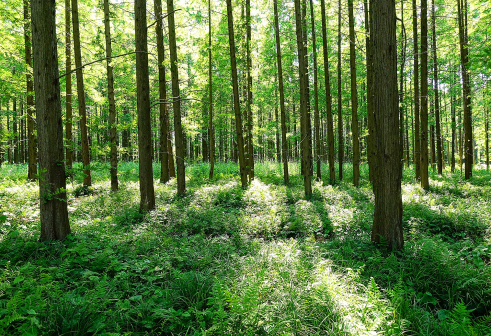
[432,0,442,174]
[246,0,254,181]
[365,0,375,184]
[135,0,155,210]
[65,0,73,172]
[413,0,421,181]
[167,0,186,195]
[310,0,321,180]
[208,0,215,179]
[348,0,360,186]
[273,0,289,185]
[31,0,71,241]
[370,0,403,250]
[71,0,91,186]
[420,0,429,189]
[337,0,343,180]
[103,0,118,191]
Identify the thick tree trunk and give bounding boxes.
[337,0,343,180]
[226,0,248,188]
[167,0,186,194]
[420,0,429,190]
[273,0,289,185]
[31,0,71,241]
[154,0,170,183]
[135,0,156,210]
[104,0,118,191]
[348,0,360,186]
[310,0,321,180]
[71,0,91,186]
[370,0,403,251]
[24,0,37,180]
[294,0,312,197]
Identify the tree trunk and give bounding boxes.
[310,0,321,180]
[13,99,18,164]
[246,0,254,181]
[337,0,343,180]
[135,0,156,211]
[370,0,403,251]
[457,0,472,179]
[24,0,37,180]
[432,0,442,174]
[71,0,91,186]
[154,0,170,183]
[103,0,118,191]
[412,0,421,181]
[365,0,375,184]
[348,0,360,186]
[31,0,71,241]
[167,0,186,195]
[420,0,429,189]
[226,0,248,188]
[208,0,215,179]
[273,0,290,185]
[294,0,312,197]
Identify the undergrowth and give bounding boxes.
[1,161,491,335]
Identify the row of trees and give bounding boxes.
[1,0,490,249]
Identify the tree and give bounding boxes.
[23,0,36,180]
[135,0,155,211]
[370,0,403,250]
[31,0,71,241]
[71,0,91,186]
[420,0,429,190]
[167,0,186,195]
[104,0,118,191]
[245,0,254,181]
[413,0,421,180]
[348,0,360,186]
[294,0,312,197]
[208,0,215,179]
[65,0,73,171]
[309,0,321,180]
[432,0,442,175]
[320,0,335,183]
[273,0,289,185]
[226,0,248,188]
[337,0,344,180]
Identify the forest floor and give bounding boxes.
[1,161,491,335]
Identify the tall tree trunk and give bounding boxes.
[370,0,403,251]
[420,0,429,189]
[65,0,73,172]
[348,0,360,186]
[246,0,254,181]
[310,0,321,180]
[71,0,91,186]
[208,0,215,179]
[432,0,442,174]
[226,0,248,188]
[104,0,118,191]
[135,0,156,210]
[320,0,335,182]
[337,0,343,180]
[365,0,375,184]
[399,0,406,167]
[13,99,18,164]
[457,0,472,179]
[24,0,37,180]
[413,0,421,181]
[273,0,290,185]
[154,0,170,183]
[294,0,312,197]
[31,0,71,241]
[167,0,186,195]
[451,65,456,172]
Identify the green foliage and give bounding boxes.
[1,162,491,335]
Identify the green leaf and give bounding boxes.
[129,295,142,301]
[13,276,24,284]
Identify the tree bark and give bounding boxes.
[370,0,403,251]
[365,0,376,184]
[167,0,186,195]
[412,0,421,181]
[31,0,71,241]
[273,0,290,185]
[457,0,472,179]
[104,0,118,191]
[348,0,360,186]
[24,0,37,180]
[294,0,312,197]
[310,0,321,180]
[208,0,215,179]
[432,0,442,174]
[71,0,91,186]
[337,0,343,180]
[246,0,254,181]
[420,0,429,189]
[135,0,156,210]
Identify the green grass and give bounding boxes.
[1,161,491,335]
